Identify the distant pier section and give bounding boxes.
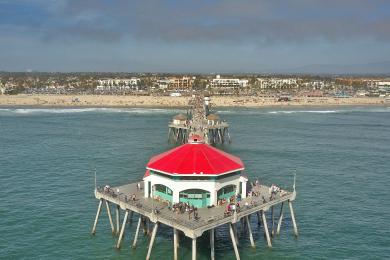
[168,95,231,144]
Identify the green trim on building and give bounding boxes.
[217,185,236,200]
[150,170,241,181]
[153,184,173,203]
[179,189,210,208]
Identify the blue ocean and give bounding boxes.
[1,106,389,259]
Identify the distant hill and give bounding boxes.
[286,61,390,75]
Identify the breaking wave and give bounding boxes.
[218,107,390,115]
[0,107,180,115]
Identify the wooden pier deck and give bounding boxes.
[92,181,298,260]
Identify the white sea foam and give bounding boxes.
[268,110,338,114]
[0,107,179,115]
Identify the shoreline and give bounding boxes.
[0,94,389,109]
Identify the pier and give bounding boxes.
[168,95,231,144]
[92,94,298,259]
[92,181,298,259]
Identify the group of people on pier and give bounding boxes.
[169,202,199,220]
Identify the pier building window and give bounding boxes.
[153,184,173,203]
[179,189,210,208]
[217,185,236,201]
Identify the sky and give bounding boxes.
[1,0,390,73]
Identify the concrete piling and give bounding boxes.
[210,228,215,260]
[261,210,272,248]
[132,216,142,248]
[91,199,103,235]
[146,222,159,260]
[116,210,129,249]
[276,202,284,235]
[288,200,299,237]
[105,200,115,235]
[229,223,240,260]
[245,215,255,248]
[116,205,120,236]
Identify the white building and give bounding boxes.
[96,78,140,91]
[378,81,390,93]
[156,79,171,90]
[211,75,248,89]
[257,78,299,89]
[143,135,248,208]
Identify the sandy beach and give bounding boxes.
[0,94,389,108]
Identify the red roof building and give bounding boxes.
[143,139,248,208]
[146,142,244,176]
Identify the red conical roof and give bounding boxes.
[146,143,244,176]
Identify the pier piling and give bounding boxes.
[271,206,275,236]
[116,210,129,249]
[229,223,241,260]
[146,222,159,260]
[116,205,120,236]
[276,202,284,235]
[261,210,272,248]
[91,199,102,235]
[245,216,255,248]
[192,237,197,260]
[233,223,239,246]
[288,200,299,237]
[105,201,115,235]
[173,228,179,260]
[210,229,215,260]
[257,211,262,225]
[132,215,142,248]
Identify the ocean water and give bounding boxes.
[1,106,389,259]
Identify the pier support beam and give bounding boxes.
[116,210,129,249]
[146,222,159,260]
[91,199,103,235]
[116,205,120,236]
[257,211,262,225]
[245,216,255,248]
[276,202,284,235]
[271,206,275,236]
[229,223,240,260]
[105,201,115,235]
[261,211,272,248]
[132,216,142,248]
[233,223,239,246]
[288,200,299,237]
[173,228,178,260]
[192,238,197,260]
[128,210,133,223]
[210,229,215,260]
[142,217,147,235]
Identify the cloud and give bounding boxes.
[1,0,389,45]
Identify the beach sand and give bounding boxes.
[0,94,389,108]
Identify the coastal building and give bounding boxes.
[143,135,247,208]
[377,81,390,93]
[206,114,220,125]
[172,113,188,125]
[211,75,248,89]
[96,78,140,91]
[156,79,171,90]
[157,76,194,90]
[169,76,193,89]
[256,78,299,89]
